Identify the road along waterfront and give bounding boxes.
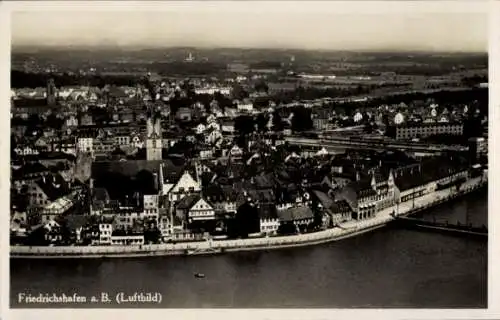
[10,176,487,259]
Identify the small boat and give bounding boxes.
[194,273,205,278]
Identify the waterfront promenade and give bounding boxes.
[10,176,486,259]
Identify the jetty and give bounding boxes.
[392,216,488,238]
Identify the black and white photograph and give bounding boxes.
[3,0,493,314]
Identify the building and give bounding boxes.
[175,194,216,224]
[468,137,488,161]
[194,87,231,95]
[258,204,280,235]
[27,174,71,210]
[146,108,162,161]
[143,190,160,221]
[311,190,352,226]
[335,176,379,221]
[161,169,201,202]
[40,195,75,223]
[110,233,144,246]
[77,137,94,154]
[277,206,315,232]
[98,218,114,245]
[237,100,254,113]
[175,107,193,122]
[389,122,464,140]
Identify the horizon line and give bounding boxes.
[10,44,488,55]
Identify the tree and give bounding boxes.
[363,122,378,134]
[233,202,260,238]
[271,111,284,132]
[232,83,249,100]
[291,106,313,132]
[256,113,268,132]
[254,80,269,93]
[234,115,255,136]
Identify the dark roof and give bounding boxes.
[335,179,376,212]
[203,185,224,202]
[161,161,185,184]
[247,189,275,204]
[311,190,334,209]
[176,194,201,210]
[92,160,164,178]
[253,173,275,189]
[12,98,48,108]
[38,152,76,161]
[221,185,239,201]
[200,171,216,187]
[257,204,278,220]
[394,156,468,192]
[108,86,128,98]
[93,188,110,202]
[61,214,92,231]
[330,199,351,214]
[277,206,314,222]
[12,162,49,179]
[395,121,463,128]
[35,174,70,201]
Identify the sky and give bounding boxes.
[10,1,488,52]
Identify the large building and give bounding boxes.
[389,122,464,140]
[468,137,488,161]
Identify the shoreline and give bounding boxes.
[10,178,486,259]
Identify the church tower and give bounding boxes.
[47,78,56,106]
[146,104,163,161]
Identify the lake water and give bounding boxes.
[10,189,487,308]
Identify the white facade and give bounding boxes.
[115,136,131,146]
[146,138,162,160]
[99,223,113,245]
[111,235,144,246]
[14,146,40,156]
[229,145,243,158]
[77,137,94,153]
[143,194,159,220]
[194,87,231,95]
[196,124,206,134]
[205,130,223,145]
[168,171,201,202]
[199,149,213,159]
[221,124,235,133]
[65,116,79,128]
[130,135,144,149]
[40,197,74,223]
[188,198,215,221]
[114,210,141,229]
[237,103,254,112]
[260,218,280,235]
[159,215,173,239]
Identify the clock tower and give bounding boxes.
[146,105,163,161]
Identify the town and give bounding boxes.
[10,49,488,249]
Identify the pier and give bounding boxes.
[390,179,488,238]
[391,216,488,238]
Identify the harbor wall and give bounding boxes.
[10,178,486,259]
